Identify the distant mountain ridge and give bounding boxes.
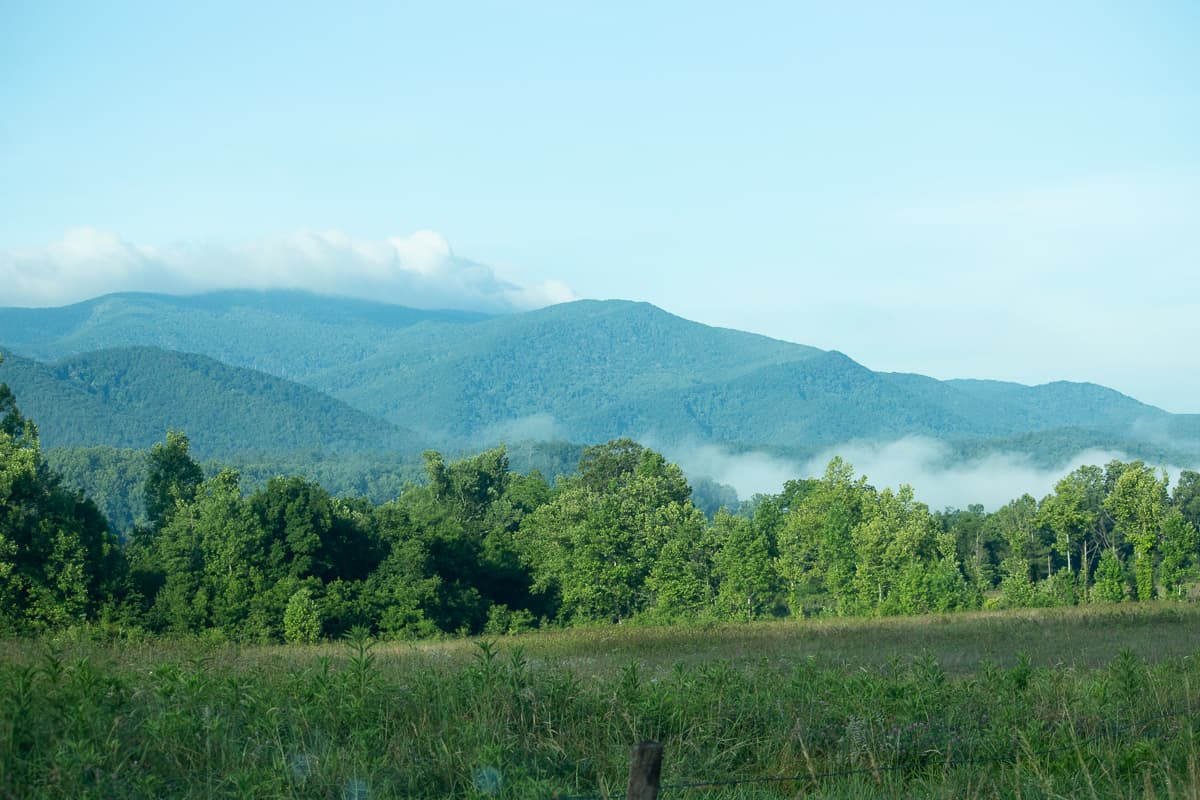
[0,346,422,457]
[0,290,489,381]
[1,289,1197,462]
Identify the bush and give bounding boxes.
[283,588,322,644]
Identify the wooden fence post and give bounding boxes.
[627,741,663,800]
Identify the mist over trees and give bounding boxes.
[3,364,1200,640]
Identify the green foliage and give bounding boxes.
[1092,549,1129,603]
[519,440,701,623]
[710,510,779,620]
[6,341,1200,642]
[1158,509,1198,599]
[283,587,322,644]
[643,501,714,619]
[45,446,149,535]
[1173,470,1200,529]
[854,485,962,615]
[0,346,421,456]
[993,494,1047,607]
[776,457,865,614]
[0,364,126,634]
[1105,463,1168,601]
[939,503,999,589]
[144,430,204,532]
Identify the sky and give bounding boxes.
[2,1,1199,412]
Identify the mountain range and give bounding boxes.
[2,290,1198,467]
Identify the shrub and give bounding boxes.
[283,587,322,644]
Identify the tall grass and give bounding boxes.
[2,604,1200,798]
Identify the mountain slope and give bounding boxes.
[0,347,422,457]
[0,290,1191,460]
[313,299,824,438]
[583,353,1178,448]
[0,290,489,381]
[313,305,1174,448]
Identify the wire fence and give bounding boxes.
[554,701,1200,799]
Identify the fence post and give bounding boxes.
[627,741,663,800]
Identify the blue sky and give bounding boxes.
[2,1,1198,411]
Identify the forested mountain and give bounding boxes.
[4,346,1200,642]
[0,290,489,381]
[311,299,824,441]
[0,347,422,456]
[2,290,1197,461]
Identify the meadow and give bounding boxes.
[4,603,1200,799]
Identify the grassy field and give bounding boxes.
[4,603,1200,798]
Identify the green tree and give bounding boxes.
[1092,548,1128,603]
[0,365,124,632]
[198,471,273,637]
[776,457,865,615]
[1038,474,1092,579]
[1158,509,1198,599]
[126,431,204,620]
[149,469,276,638]
[249,476,379,584]
[1172,471,1200,531]
[1056,465,1117,595]
[518,440,693,623]
[852,485,969,614]
[369,498,454,637]
[938,504,997,591]
[644,501,713,619]
[283,587,323,643]
[143,430,205,532]
[1105,463,1168,601]
[993,494,1043,608]
[710,510,778,620]
[388,447,542,634]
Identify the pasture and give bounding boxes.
[4,604,1200,798]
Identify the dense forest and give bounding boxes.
[3,361,1200,640]
[6,291,1199,464]
[0,346,423,454]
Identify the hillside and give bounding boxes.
[1,290,1195,462]
[310,304,1180,450]
[0,347,422,457]
[311,299,824,440]
[0,290,489,381]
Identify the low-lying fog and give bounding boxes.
[663,437,1197,512]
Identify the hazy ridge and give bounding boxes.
[2,290,1197,473]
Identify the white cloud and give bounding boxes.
[0,227,577,312]
[799,437,1195,512]
[656,441,803,500]
[663,437,1197,512]
[482,413,567,443]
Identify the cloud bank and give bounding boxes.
[665,438,1197,512]
[797,439,1133,512]
[0,228,576,312]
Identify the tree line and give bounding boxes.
[3,365,1200,640]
